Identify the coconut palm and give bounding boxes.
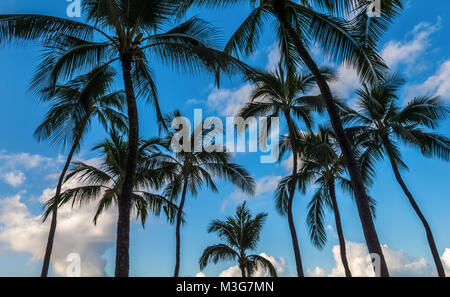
[199,201,276,277]
[158,111,255,277]
[44,130,180,256]
[0,0,251,276]
[342,74,450,277]
[299,126,376,277]
[36,66,127,277]
[184,0,407,276]
[238,63,334,276]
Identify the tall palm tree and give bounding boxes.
[199,201,277,277]
[297,126,375,277]
[0,0,251,276]
[343,74,450,277]
[159,111,255,277]
[44,130,180,257]
[36,66,127,277]
[238,64,333,276]
[185,0,406,276]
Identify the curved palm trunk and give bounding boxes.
[272,1,389,277]
[174,179,188,277]
[386,153,446,277]
[283,110,304,277]
[41,120,87,277]
[115,53,139,277]
[328,178,352,277]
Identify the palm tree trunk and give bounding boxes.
[283,110,304,277]
[386,153,446,277]
[41,120,87,277]
[328,178,352,277]
[174,178,188,277]
[272,1,389,277]
[115,53,139,277]
[239,264,247,277]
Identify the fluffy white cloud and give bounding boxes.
[307,266,327,277]
[196,272,206,277]
[329,64,361,99]
[0,185,117,276]
[206,84,254,117]
[406,60,450,101]
[441,248,450,275]
[218,253,287,277]
[381,18,441,69]
[2,171,26,187]
[307,241,447,277]
[219,265,242,277]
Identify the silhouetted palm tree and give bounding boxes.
[300,126,375,277]
[36,66,127,277]
[199,201,276,277]
[238,63,333,276]
[159,111,255,277]
[185,0,406,276]
[0,0,251,276]
[44,130,180,259]
[343,74,450,277]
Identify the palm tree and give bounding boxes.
[199,201,277,277]
[44,130,180,258]
[36,66,127,277]
[342,74,450,277]
[159,111,255,277]
[238,64,333,276]
[0,0,251,276]
[185,0,407,276]
[299,126,375,277]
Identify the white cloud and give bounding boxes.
[218,253,287,277]
[2,171,26,187]
[206,84,254,117]
[282,154,304,172]
[329,64,361,99]
[205,42,285,117]
[307,266,327,277]
[222,175,282,211]
[266,42,281,72]
[406,60,450,101]
[196,272,206,277]
[441,248,450,275]
[219,265,242,277]
[381,18,441,69]
[0,151,56,170]
[307,241,445,277]
[186,98,204,105]
[0,185,117,276]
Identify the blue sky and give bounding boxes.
[0,0,449,277]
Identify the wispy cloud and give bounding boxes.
[381,17,441,70]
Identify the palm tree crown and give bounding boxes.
[45,130,179,227]
[238,63,334,276]
[343,74,450,277]
[159,111,255,277]
[199,201,277,277]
